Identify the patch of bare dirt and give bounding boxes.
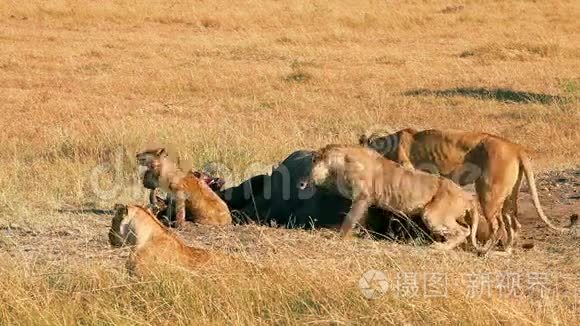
[519,168,579,242]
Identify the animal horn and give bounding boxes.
[114,203,128,215]
[359,130,374,145]
[155,148,166,156]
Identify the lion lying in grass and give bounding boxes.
[302,144,485,253]
[108,204,218,275]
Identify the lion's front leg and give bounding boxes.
[429,224,470,251]
[397,149,415,170]
[148,189,157,207]
[500,213,514,255]
[175,190,187,228]
[148,189,165,215]
[340,197,370,238]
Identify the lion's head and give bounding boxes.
[136,147,166,169]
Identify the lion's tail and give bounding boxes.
[519,152,568,233]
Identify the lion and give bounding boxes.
[108,204,215,275]
[110,204,268,276]
[359,128,573,253]
[301,144,485,253]
[136,148,231,227]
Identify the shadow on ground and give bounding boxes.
[404,87,567,104]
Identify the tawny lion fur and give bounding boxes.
[108,204,217,275]
[360,128,572,254]
[306,144,484,253]
[136,148,231,227]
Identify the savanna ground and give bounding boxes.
[0,0,579,324]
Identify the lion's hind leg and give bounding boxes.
[502,168,523,247]
[476,178,512,256]
[476,155,520,256]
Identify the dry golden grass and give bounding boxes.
[0,0,579,324]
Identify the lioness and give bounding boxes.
[109,204,215,275]
[136,148,231,227]
[360,128,571,253]
[302,144,484,252]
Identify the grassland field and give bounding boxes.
[0,1,579,325]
